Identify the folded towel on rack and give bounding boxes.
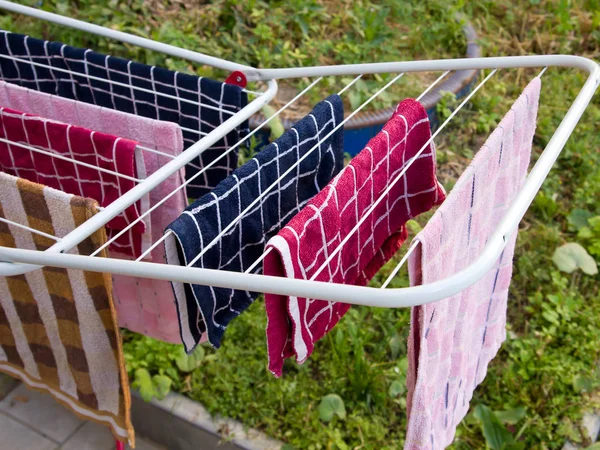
[264,98,446,377]
[165,95,345,352]
[0,80,186,343]
[0,105,150,258]
[0,171,134,446]
[404,78,541,450]
[0,30,248,199]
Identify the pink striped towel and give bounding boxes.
[264,99,446,377]
[404,78,541,450]
[0,81,187,344]
[0,105,148,258]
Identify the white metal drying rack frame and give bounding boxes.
[0,0,598,310]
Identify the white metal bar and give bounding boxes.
[0,217,61,241]
[0,137,143,182]
[0,57,598,308]
[243,55,597,81]
[186,73,404,268]
[104,77,324,259]
[0,0,253,74]
[0,54,238,116]
[0,79,278,276]
[309,69,498,282]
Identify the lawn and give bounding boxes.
[2,1,599,449]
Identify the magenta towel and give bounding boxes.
[404,78,541,450]
[0,81,187,343]
[264,99,446,377]
[0,105,148,257]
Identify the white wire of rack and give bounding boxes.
[0,0,598,309]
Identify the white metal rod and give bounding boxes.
[244,247,272,274]
[96,77,324,258]
[0,217,61,241]
[186,72,406,268]
[243,55,597,81]
[310,69,498,281]
[0,137,143,182]
[0,0,253,74]
[134,229,166,261]
[0,79,278,276]
[380,240,419,289]
[416,71,450,101]
[0,54,237,116]
[0,241,503,308]
[337,74,363,95]
[135,145,176,159]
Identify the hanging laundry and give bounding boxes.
[0,30,248,199]
[0,80,185,344]
[0,106,150,258]
[404,78,541,450]
[0,171,134,446]
[264,99,446,377]
[165,95,345,352]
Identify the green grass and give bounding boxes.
[2,0,600,448]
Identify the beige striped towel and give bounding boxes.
[0,171,134,446]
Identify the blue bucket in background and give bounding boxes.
[248,21,480,157]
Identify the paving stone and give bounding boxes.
[128,437,166,450]
[0,384,82,443]
[583,413,600,442]
[61,422,114,450]
[0,411,56,450]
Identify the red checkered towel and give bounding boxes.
[0,106,147,257]
[264,99,446,377]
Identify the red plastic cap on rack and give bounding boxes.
[225,71,248,88]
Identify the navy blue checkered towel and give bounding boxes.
[0,30,248,198]
[164,95,345,351]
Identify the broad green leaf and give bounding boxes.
[584,443,600,450]
[552,243,598,275]
[495,407,526,425]
[473,404,515,450]
[568,209,593,230]
[134,368,155,402]
[281,445,296,450]
[388,380,405,398]
[176,346,205,373]
[152,375,172,400]
[573,374,594,393]
[261,105,285,140]
[318,394,346,422]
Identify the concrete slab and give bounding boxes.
[0,411,56,450]
[0,384,83,443]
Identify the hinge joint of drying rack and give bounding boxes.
[225,71,248,88]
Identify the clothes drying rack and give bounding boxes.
[0,2,598,449]
[0,0,598,307]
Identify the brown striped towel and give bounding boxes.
[0,171,134,446]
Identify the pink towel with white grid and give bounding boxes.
[404,78,541,450]
[264,99,446,377]
[0,80,186,343]
[0,105,148,257]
